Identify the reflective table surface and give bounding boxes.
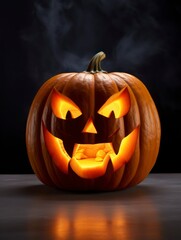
[0,174,180,240]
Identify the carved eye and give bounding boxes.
[98,87,130,118]
[51,89,82,120]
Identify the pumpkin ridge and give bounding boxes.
[113,73,161,186]
[26,77,61,186]
[112,72,144,186]
[41,73,79,185]
[37,73,73,185]
[105,73,127,186]
[107,72,140,188]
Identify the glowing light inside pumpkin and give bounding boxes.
[98,87,130,118]
[43,123,139,179]
[42,87,139,179]
[51,89,82,119]
[42,121,70,174]
[82,118,97,134]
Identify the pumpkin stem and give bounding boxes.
[86,51,107,73]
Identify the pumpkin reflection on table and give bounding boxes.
[26,187,161,240]
[53,202,161,240]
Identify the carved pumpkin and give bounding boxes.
[26,52,161,191]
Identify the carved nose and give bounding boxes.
[82,118,97,134]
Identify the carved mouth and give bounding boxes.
[42,122,139,179]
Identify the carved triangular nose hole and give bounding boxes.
[82,118,97,134]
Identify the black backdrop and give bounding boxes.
[2,0,181,173]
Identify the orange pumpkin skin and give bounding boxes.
[26,52,161,191]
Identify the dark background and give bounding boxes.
[2,0,181,173]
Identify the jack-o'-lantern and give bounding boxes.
[26,51,161,191]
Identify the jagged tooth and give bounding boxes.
[104,143,114,153]
[63,141,74,157]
